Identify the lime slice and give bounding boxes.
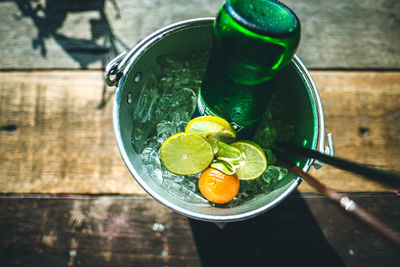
[210,160,236,175]
[160,132,214,175]
[216,141,241,163]
[185,116,236,153]
[212,141,241,175]
[230,140,268,180]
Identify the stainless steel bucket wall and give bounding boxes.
[112,18,326,222]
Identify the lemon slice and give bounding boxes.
[160,132,214,175]
[185,116,236,153]
[230,140,268,180]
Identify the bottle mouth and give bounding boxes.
[225,0,300,38]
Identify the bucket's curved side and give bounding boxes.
[292,56,325,159]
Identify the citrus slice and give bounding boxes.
[230,140,268,180]
[216,141,241,163]
[210,160,236,176]
[160,132,214,175]
[185,116,236,153]
[211,141,241,175]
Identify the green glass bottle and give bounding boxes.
[197,0,300,136]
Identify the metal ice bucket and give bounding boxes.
[106,18,333,222]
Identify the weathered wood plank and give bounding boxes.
[0,0,398,69]
[0,71,145,194]
[0,195,201,267]
[0,71,399,194]
[0,193,399,266]
[306,71,400,192]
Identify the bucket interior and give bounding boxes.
[114,20,319,221]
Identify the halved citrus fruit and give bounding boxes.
[160,132,214,175]
[230,140,268,180]
[185,116,236,153]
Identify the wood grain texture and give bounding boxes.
[0,0,399,70]
[0,71,399,194]
[1,194,399,266]
[0,195,201,267]
[304,71,400,192]
[0,71,146,194]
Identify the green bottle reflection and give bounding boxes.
[197,0,300,137]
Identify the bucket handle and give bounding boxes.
[105,50,129,87]
[314,133,334,169]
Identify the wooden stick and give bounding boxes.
[274,150,400,250]
[277,142,400,187]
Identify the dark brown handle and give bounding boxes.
[277,142,400,188]
[290,164,400,250]
[273,147,400,250]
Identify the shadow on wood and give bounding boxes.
[190,192,400,266]
[14,0,128,108]
[190,193,346,267]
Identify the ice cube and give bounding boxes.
[141,146,163,185]
[157,55,186,70]
[154,94,173,122]
[131,72,161,153]
[157,121,174,145]
[265,166,288,181]
[162,178,183,195]
[168,111,190,132]
[180,177,197,192]
[161,165,184,183]
[170,87,197,116]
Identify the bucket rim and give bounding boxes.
[112,17,324,222]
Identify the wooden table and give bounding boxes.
[1,0,399,266]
